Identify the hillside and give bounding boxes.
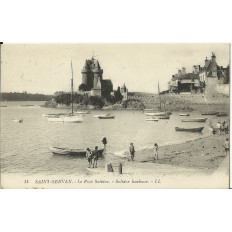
[0,92,53,101]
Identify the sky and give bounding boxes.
[1,44,230,94]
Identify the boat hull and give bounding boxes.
[98,116,115,119]
[201,111,218,115]
[145,112,167,116]
[179,113,190,116]
[47,116,83,123]
[216,113,228,117]
[158,115,170,119]
[145,118,158,121]
[175,127,204,132]
[182,118,207,122]
[50,147,104,156]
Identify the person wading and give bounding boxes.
[154,143,159,161]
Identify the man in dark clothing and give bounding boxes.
[102,137,107,148]
[92,146,99,168]
[129,143,135,161]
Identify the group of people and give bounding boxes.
[86,137,107,168]
[129,142,159,161]
[216,120,229,135]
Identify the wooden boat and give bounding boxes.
[158,115,170,119]
[0,105,7,107]
[144,108,154,111]
[42,113,66,118]
[20,104,34,107]
[201,111,218,115]
[179,113,190,116]
[12,119,23,123]
[145,118,158,121]
[50,146,104,156]
[93,114,110,118]
[47,61,83,123]
[216,112,228,117]
[175,127,204,132]
[47,115,83,123]
[98,115,115,119]
[182,118,207,122]
[145,112,167,116]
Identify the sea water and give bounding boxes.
[0,101,212,176]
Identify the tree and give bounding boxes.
[78,84,88,91]
[114,87,123,102]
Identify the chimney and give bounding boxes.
[182,67,186,75]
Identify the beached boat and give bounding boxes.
[158,115,170,119]
[179,113,190,116]
[49,146,104,156]
[216,112,228,117]
[175,127,204,132]
[182,118,207,122]
[201,111,218,115]
[98,115,115,119]
[12,119,23,123]
[145,118,158,121]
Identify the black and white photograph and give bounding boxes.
[0,43,230,188]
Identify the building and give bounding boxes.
[168,67,201,93]
[80,57,113,97]
[120,83,128,101]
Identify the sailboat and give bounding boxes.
[145,82,170,117]
[47,61,83,123]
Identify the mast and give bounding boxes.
[71,60,74,115]
[158,81,161,110]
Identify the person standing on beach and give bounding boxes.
[154,143,159,161]
[86,148,92,168]
[92,146,99,168]
[129,143,135,161]
[217,122,221,135]
[102,137,107,148]
[224,138,229,155]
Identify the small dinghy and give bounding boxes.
[216,112,228,117]
[98,115,115,119]
[49,146,104,156]
[158,115,170,119]
[175,127,204,132]
[145,118,158,121]
[75,111,90,114]
[179,113,190,116]
[12,119,23,123]
[201,111,219,115]
[182,118,207,122]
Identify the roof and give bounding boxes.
[177,73,199,80]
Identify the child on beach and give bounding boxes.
[102,137,107,148]
[217,122,221,135]
[92,146,99,168]
[129,143,135,161]
[224,138,229,155]
[154,143,159,161]
[86,148,92,168]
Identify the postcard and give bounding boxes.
[0,44,230,188]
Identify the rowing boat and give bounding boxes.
[98,116,115,119]
[158,115,170,119]
[182,118,207,122]
[49,146,104,156]
[179,113,190,116]
[201,111,219,115]
[216,112,228,117]
[145,118,158,121]
[12,119,23,123]
[175,127,204,132]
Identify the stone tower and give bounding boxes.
[81,57,103,91]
